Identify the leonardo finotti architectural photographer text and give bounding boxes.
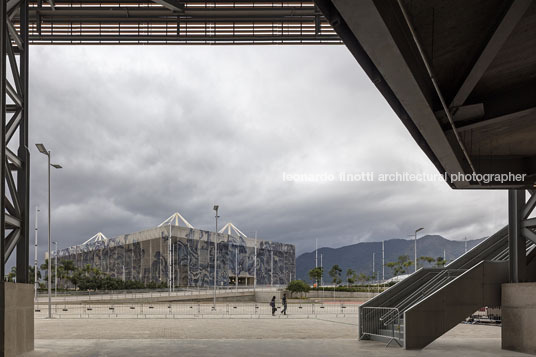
[282,171,527,184]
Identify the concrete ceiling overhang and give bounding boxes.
[316,0,536,189]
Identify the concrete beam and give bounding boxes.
[330,0,470,187]
[450,0,532,107]
[456,106,536,133]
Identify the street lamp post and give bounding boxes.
[34,206,39,302]
[169,222,172,294]
[213,205,219,309]
[414,227,424,272]
[254,232,257,291]
[315,238,318,286]
[270,250,273,287]
[36,143,62,319]
[235,245,238,292]
[54,242,58,297]
[320,253,323,286]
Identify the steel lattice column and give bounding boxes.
[2,0,30,281]
[509,189,536,283]
[509,189,526,282]
[1,1,31,354]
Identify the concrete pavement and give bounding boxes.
[23,317,531,356]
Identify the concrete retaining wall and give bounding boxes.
[502,282,536,355]
[255,290,378,302]
[305,291,378,299]
[1,282,34,357]
[255,290,282,303]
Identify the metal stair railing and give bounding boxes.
[360,225,536,347]
[383,269,466,325]
[379,271,443,323]
[447,227,508,269]
[361,307,403,347]
[372,269,442,309]
[359,226,514,345]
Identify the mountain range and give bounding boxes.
[296,235,486,283]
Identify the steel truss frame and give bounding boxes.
[17,1,341,45]
[1,0,30,352]
[509,189,536,282]
[1,0,30,280]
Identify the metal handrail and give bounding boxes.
[361,307,403,347]
[379,269,465,326]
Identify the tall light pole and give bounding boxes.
[414,227,424,272]
[36,143,62,319]
[235,245,238,292]
[315,238,318,286]
[34,206,39,302]
[254,232,257,291]
[320,253,323,286]
[169,222,172,294]
[270,250,273,287]
[382,241,385,282]
[315,238,318,268]
[372,252,375,279]
[213,205,219,309]
[54,242,58,297]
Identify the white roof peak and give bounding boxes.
[82,232,108,245]
[218,222,247,238]
[158,212,194,228]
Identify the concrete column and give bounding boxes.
[502,282,536,354]
[0,283,34,356]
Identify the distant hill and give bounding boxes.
[296,235,486,283]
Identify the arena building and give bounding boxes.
[54,213,296,287]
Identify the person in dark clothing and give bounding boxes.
[270,296,277,316]
[281,293,287,315]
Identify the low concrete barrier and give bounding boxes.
[502,282,536,355]
[1,282,34,357]
[305,291,379,299]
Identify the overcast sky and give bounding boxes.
[26,45,507,262]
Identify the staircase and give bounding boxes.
[359,226,536,349]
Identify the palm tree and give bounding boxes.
[40,259,53,282]
[346,268,356,286]
[28,265,42,284]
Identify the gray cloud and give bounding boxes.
[24,45,507,265]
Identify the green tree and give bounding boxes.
[7,266,41,283]
[386,255,413,276]
[58,260,76,288]
[286,280,310,298]
[346,268,356,286]
[328,264,342,286]
[419,256,435,268]
[40,259,56,283]
[435,256,446,268]
[28,265,41,284]
[357,273,368,285]
[6,266,16,282]
[308,267,323,285]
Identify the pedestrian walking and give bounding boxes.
[270,296,277,316]
[281,293,287,315]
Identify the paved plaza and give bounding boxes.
[24,314,529,357]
